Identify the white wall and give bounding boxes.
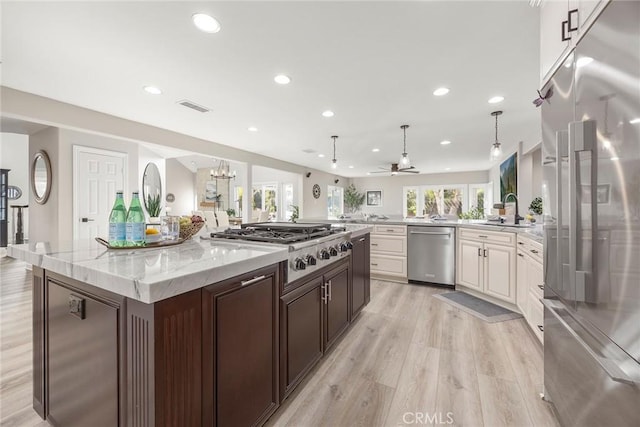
[0,133,29,242]
[350,171,489,216]
[302,170,348,219]
[165,158,195,216]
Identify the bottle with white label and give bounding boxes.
[125,191,146,246]
[108,191,127,247]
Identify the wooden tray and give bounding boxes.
[95,237,187,250]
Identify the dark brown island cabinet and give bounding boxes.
[31,232,370,427]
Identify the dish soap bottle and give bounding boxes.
[108,191,127,247]
[126,191,146,247]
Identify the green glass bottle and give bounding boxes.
[126,191,146,246]
[108,191,127,247]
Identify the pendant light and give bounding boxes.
[489,111,503,161]
[399,125,411,168]
[331,135,338,169]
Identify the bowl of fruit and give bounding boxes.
[179,215,205,239]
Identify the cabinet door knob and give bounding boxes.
[537,325,544,332]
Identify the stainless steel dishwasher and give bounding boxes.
[407,226,455,286]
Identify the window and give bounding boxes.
[252,183,278,220]
[403,184,492,218]
[233,186,243,217]
[282,183,294,221]
[327,185,344,219]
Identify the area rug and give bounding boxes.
[433,291,523,323]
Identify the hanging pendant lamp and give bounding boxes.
[331,135,338,169]
[489,111,503,161]
[399,125,411,168]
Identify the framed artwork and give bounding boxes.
[500,152,518,202]
[366,190,383,207]
[205,180,217,202]
[581,184,610,204]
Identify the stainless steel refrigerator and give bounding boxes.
[541,1,640,426]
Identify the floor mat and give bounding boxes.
[434,291,523,323]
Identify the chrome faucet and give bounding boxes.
[503,193,523,225]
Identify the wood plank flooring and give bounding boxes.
[0,257,559,426]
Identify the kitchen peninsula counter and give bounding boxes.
[8,238,289,303]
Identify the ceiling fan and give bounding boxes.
[369,162,419,175]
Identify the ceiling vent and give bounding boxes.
[302,148,316,154]
[177,100,211,113]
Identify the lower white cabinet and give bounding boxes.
[516,235,544,345]
[370,225,407,281]
[456,230,516,305]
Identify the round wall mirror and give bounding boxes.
[142,163,162,217]
[31,150,52,204]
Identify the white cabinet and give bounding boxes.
[516,235,544,345]
[539,0,610,85]
[370,225,407,281]
[484,243,517,304]
[456,229,516,305]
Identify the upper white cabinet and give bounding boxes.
[539,0,610,86]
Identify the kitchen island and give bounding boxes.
[8,226,372,427]
[9,238,288,427]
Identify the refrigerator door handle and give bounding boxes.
[555,130,569,293]
[543,299,637,386]
[568,120,598,302]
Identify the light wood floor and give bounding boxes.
[0,257,559,427]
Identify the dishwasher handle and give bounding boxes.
[409,230,451,237]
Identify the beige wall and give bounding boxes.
[29,127,60,243]
[165,158,195,216]
[351,171,489,216]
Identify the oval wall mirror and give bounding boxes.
[142,163,162,217]
[31,150,52,204]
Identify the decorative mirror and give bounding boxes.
[31,150,52,204]
[142,163,162,217]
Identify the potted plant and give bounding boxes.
[344,184,365,214]
[146,194,162,222]
[289,205,299,223]
[528,196,543,223]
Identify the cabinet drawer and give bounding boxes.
[459,228,515,246]
[517,236,543,264]
[527,291,544,344]
[370,254,407,277]
[370,235,406,255]
[373,224,407,235]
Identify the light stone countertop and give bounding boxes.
[8,238,289,304]
[302,217,544,244]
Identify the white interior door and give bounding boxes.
[74,146,127,240]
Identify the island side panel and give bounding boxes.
[32,266,45,419]
[153,289,202,427]
[126,297,155,427]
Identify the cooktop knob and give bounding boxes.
[345,241,353,249]
[293,257,307,270]
[329,246,338,257]
[339,242,349,252]
[305,254,317,265]
[319,249,331,260]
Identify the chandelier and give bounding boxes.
[210,160,236,180]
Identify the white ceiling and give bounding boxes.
[1,1,541,177]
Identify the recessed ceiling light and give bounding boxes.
[192,13,221,33]
[366,172,371,175]
[488,96,504,104]
[348,165,354,169]
[610,156,620,161]
[274,74,291,85]
[322,110,335,118]
[440,140,452,145]
[318,154,325,158]
[372,148,380,152]
[248,126,258,132]
[433,87,450,96]
[445,167,451,171]
[143,85,162,95]
[576,57,594,68]
[630,118,640,124]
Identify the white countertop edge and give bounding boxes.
[8,240,289,304]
